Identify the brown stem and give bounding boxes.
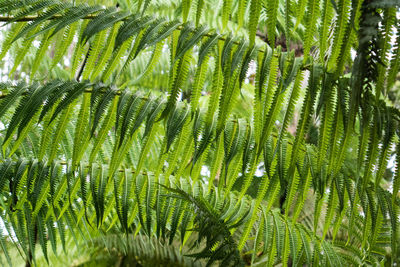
[0,15,96,22]
[76,47,90,82]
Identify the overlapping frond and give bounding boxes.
[0,0,399,265]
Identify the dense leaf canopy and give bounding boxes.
[0,0,399,266]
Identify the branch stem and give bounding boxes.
[0,15,96,22]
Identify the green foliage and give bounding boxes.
[0,0,399,266]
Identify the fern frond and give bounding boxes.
[81,7,129,44]
[248,0,261,46]
[303,0,320,63]
[319,0,334,62]
[265,0,279,46]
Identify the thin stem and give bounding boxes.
[0,15,96,22]
[76,48,90,82]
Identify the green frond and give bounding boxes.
[294,0,307,30]
[265,0,279,46]
[319,0,334,61]
[80,28,108,81]
[327,0,351,72]
[11,3,71,42]
[248,0,261,46]
[0,0,42,14]
[0,0,398,265]
[387,19,400,91]
[51,23,78,69]
[222,0,233,30]
[81,7,130,44]
[303,0,320,63]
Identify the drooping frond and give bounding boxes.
[0,0,399,265]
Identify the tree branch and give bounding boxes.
[0,15,96,22]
